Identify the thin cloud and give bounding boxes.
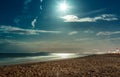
[40,0,43,2]
[68,31,78,35]
[0,39,116,53]
[61,14,118,22]
[39,0,43,13]
[31,17,37,28]
[0,26,62,35]
[23,0,32,13]
[24,0,43,13]
[40,5,42,10]
[97,31,120,36]
[83,30,94,34]
[75,38,90,41]
[14,18,20,26]
[40,0,43,9]
[82,8,106,17]
[108,37,120,41]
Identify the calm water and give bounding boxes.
[0,53,87,66]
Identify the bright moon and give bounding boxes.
[59,3,68,12]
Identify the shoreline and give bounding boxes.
[0,54,120,77]
[0,53,88,66]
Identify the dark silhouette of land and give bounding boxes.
[0,52,49,58]
[0,54,120,77]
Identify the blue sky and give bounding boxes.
[0,0,120,53]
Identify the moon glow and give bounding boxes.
[59,3,68,12]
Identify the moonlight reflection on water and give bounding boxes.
[0,53,83,66]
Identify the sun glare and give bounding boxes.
[59,3,68,12]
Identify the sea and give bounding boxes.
[0,52,88,66]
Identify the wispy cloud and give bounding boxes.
[68,31,78,35]
[82,8,106,16]
[108,37,120,41]
[23,0,43,13]
[61,14,118,22]
[83,30,94,34]
[0,38,117,53]
[0,26,62,35]
[23,0,32,13]
[14,18,20,26]
[39,0,43,13]
[40,0,43,10]
[75,38,90,41]
[97,31,120,36]
[24,0,32,5]
[31,17,37,28]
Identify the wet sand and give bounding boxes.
[0,54,120,77]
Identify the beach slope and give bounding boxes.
[0,54,120,77]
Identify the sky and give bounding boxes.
[0,0,120,53]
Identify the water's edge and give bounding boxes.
[0,53,90,66]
